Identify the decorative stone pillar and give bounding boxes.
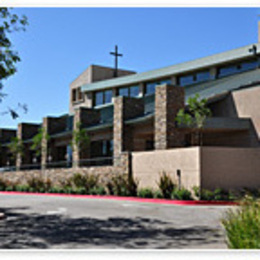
[16,124,22,171]
[113,96,144,165]
[41,118,48,169]
[72,107,100,168]
[155,84,185,150]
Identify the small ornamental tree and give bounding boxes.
[71,122,90,155]
[30,128,50,157]
[175,93,211,146]
[7,136,24,161]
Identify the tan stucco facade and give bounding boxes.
[132,147,260,192]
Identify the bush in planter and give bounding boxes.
[27,176,46,192]
[106,174,138,197]
[154,190,163,199]
[222,196,260,248]
[171,188,193,200]
[70,173,99,194]
[157,172,175,199]
[138,188,154,198]
[89,186,106,195]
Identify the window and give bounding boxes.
[178,70,210,86]
[218,60,258,78]
[94,90,113,107]
[72,89,77,102]
[129,86,139,97]
[118,85,140,97]
[119,87,129,97]
[145,79,171,95]
[72,87,84,103]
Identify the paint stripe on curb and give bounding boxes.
[0,191,238,206]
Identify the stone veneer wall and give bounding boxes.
[113,96,144,160]
[155,84,185,149]
[1,152,131,187]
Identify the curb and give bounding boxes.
[0,191,238,206]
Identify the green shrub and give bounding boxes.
[137,188,154,198]
[5,186,13,191]
[172,188,193,200]
[106,174,138,196]
[157,172,175,199]
[27,176,46,192]
[89,186,106,195]
[70,173,99,193]
[154,190,163,199]
[222,196,260,248]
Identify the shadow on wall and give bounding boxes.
[0,207,222,249]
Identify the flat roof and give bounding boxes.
[81,43,260,93]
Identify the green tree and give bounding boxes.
[7,136,24,160]
[0,7,28,118]
[175,93,211,146]
[71,122,90,153]
[30,128,50,157]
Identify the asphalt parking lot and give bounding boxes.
[0,193,232,249]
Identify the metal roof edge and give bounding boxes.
[81,42,260,93]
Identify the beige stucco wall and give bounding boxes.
[132,147,200,190]
[232,86,260,138]
[201,147,260,191]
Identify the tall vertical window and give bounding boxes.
[72,87,84,102]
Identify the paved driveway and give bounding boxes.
[0,193,232,249]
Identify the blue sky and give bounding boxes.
[1,7,259,128]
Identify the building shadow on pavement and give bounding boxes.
[0,207,225,249]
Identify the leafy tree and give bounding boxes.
[71,122,90,153]
[30,128,50,157]
[7,136,24,160]
[175,93,211,146]
[0,7,28,118]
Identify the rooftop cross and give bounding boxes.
[110,45,123,77]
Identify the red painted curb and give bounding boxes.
[0,191,238,206]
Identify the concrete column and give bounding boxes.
[113,96,144,162]
[72,107,100,168]
[112,88,118,103]
[41,118,48,169]
[210,67,218,80]
[138,83,145,97]
[171,76,177,85]
[155,84,185,150]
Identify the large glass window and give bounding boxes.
[104,90,112,104]
[145,79,171,95]
[118,85,140,97]
[95,91,103,106]
[218,59,258,78]
[119,87,129,97]
[129,85,139,97]
[94,90,113,107]
[179,70,210,86]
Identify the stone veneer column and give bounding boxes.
[16,124,22,170]
[72,107,100,168]
[16,123,40,170]
[41,118,48,169]
[113,96,144,162]
[155,84,185,150]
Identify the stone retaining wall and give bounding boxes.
[1,152,130,187]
